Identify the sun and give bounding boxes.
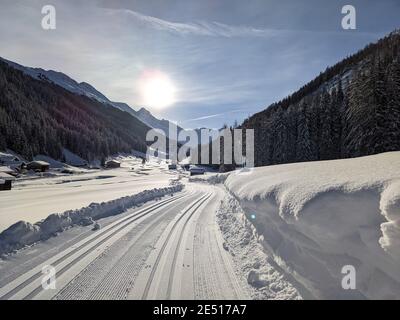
[139,70,176,110]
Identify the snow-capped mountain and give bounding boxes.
[0,57,179,136]
[0,58,151,161]
[0,57,110,103]
[135,107,184,136]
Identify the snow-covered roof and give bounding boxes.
[179,156,191,165]
[28,161,50,166]
[106,160,121,164]
[0,166,14,173]
[0,151,15,159]
[0,172,15,180]
[34,155,64,168]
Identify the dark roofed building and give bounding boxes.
[27,161,50,172]
[105,160,121,168]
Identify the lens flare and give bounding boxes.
[139,70,176,109]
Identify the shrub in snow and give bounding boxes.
[222,242,229,251]
[247,270,269,289]
[92,222,101,231]
[79,216,94,226]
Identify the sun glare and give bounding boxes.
[139,70,176,110]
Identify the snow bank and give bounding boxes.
[224,152,400,299]
[0,184,184,256]
[216,194,302,300]
[379,180,400,261]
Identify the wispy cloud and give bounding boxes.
[106,8,281,38]
[182,109,246,123]
[105,8,382,38]
[0,0,393,129]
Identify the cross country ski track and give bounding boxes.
[0,183,249,300]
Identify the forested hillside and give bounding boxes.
[242,30,400,166]
[0,60,150,161]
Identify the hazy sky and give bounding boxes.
[0,0,399,128]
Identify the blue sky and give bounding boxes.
[0,0,399,128]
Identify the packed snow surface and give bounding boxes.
[224,152,400,299]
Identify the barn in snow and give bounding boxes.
[0,172,15,191]
[105,160,121,168]
[27,161,50,172]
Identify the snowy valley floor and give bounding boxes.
[0,152,399,300]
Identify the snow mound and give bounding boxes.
[379,180,400,261]
[0,184,184,256]
[216,194,302,300]
[224,152,400,299]
[0,221,41,253]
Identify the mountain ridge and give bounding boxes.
[0,59,151,161]
[0,57,179,135]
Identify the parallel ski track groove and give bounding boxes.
[166,193,214,298]
[56,192,195,300]
[141,192,211,299]
[0,191,187,300]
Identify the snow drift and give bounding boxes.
[217,194,302,300]
[224,152,400,299]
[0,184,183,256]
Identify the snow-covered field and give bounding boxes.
[0,156,175,232]
[0,183,184,256]
[223,152,400,299]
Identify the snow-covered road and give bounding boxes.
[0,183,250,300]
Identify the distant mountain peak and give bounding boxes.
[137,107,151,115]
